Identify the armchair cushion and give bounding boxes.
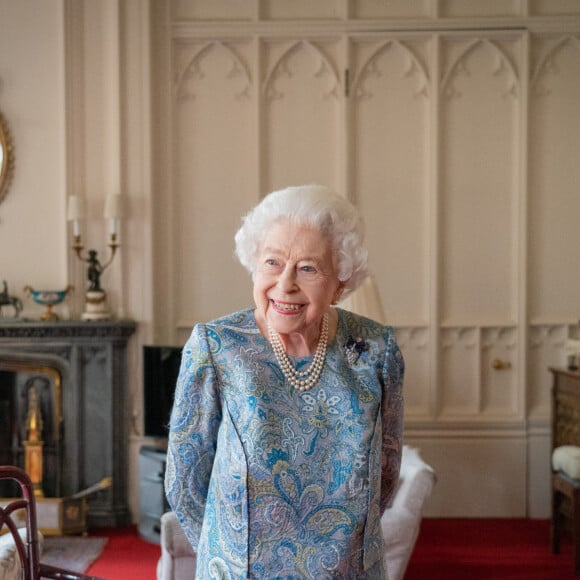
[552,445,580,481]
[0,528,44,580]
[156,512,196,580]
[382,445,436,580]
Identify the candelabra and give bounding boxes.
[67,194,123,320]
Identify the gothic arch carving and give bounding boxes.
[175,41,252,102]
[531,35,580,95]
[441,38,519,99]
[262,40,340,101]
[352,39,430,100]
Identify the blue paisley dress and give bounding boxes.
[165,307,404,579]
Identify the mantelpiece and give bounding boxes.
[0,319,136,528]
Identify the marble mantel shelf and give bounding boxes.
[0,319,136,339]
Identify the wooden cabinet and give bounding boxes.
[549,367,580,573]
[138,445,168,544]
[550,367,580,451]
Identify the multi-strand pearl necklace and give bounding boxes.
[268,313,329,392]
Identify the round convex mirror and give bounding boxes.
[0,111,15,205]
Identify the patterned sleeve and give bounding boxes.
[164,323,222,550]
[379,328,405,514]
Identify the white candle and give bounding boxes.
[67,196,84,237]
[104,194,123,235]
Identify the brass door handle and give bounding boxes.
[492,359,511,370]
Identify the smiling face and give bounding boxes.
[253,220,343,350]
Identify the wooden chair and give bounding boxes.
[0,465,104,580]
[550,368,580,576]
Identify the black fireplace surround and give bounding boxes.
[0,319,136,528]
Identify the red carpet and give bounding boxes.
[405,518,575,580]
[85,519,575,579]
[85,526,160,580]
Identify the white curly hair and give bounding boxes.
[234,185,368,299]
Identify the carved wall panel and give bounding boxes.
[440,327,479,415]
[440,326,520,418]
[262,39,341,192]
[173,40,256,326]
[529,0,580,16]
[351,0,432,19]
[171,0,254,21]
[439,0,521,18]
[440,35,521,325]
[262,0,340,20]
[528,324,576,416]
[394,326,431,416]
[529,35,580,323]
[351,37,431,326]
[480,327,518,416]
[169,0,580,22]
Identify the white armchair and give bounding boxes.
[156,511,192,580]
[157,445,435,580]
[381,445,436,580]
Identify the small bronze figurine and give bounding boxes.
[0,280,23,317]
[87,250,103,292]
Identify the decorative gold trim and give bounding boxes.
[0,496,87,536]
[0,359,62,441]
[0,111,15,205]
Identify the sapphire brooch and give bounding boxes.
[344,336,369,365]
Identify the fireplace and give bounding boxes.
[0,356,62,498]
[0,319,136,528]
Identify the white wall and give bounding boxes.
[0,0,67,318]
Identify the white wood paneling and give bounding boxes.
[528,324,578,417]
[351,36,431,327]
[351,0,432,20]
[407,432,528,517]
[147,2,580,517]
[263,0,342,20]
[173,39,257,328]
[481,327,518,416]
[440,35,521,326]
[529,35,580,324]
[529,0,580,17]
[172,0,255,21]
[395,326,432,417]
[439,0,521,18]
[440,327,480,415]
[263,39,342,191]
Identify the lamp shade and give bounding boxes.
[104,194,123,219]
[66,195,85,221]
[340,274,386,324]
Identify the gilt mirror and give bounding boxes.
[0,111,15,205]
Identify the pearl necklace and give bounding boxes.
[268,313,329,392]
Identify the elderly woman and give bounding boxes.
[165,185,404,579]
